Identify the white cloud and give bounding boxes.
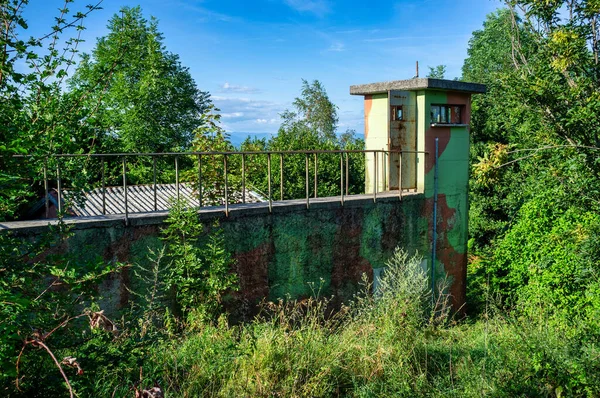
[283,0,330,17]
[221,82,260,94]
[326,42,345,52]
[221,112,244,119]
[255,118,279,124]
[211,96,286,134]
[175,1,237,23]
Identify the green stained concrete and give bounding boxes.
[222,216,271,253]
[8,195,431,311]
[359,205,385,264]
[130,235,163,265]
[66,227,115,265]
[418,90,471,288]
[423,126,469,255]
[269,212,337,299]
[425,90,448,107]
[354,78,482,308]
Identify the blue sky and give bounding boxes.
[24,0,502,143]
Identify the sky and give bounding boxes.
[23,0,503,144]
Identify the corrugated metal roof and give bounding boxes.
[61,183,265,216]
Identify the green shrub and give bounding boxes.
[161,199,239,322]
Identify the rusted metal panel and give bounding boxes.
[389,90,417,190]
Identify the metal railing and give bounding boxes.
[12,149,427,223]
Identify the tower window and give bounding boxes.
[391,106,403,121]
[430,105,463,124]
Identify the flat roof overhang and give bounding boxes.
[350,78,486,96]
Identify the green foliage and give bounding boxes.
[0,223,120,395]
[68,6,211,154]
[83,249,600,397]
[1,3,217,220]
[488,194,600,312]
[0,199,238,396]
[426,64,447,79]
[161,199,238,321]
[464,3,600,318]
[241,80,365,199]
[287,79,339,142]
[0,0,102,220]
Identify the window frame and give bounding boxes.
[391,105,404,122]
[430,104,464,125]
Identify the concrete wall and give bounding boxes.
[4,194,430,317]
[364,93,389,193]
[422,90,472,309]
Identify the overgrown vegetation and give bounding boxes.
[6,245,599,396]
[143,250,599,397]
[0,201,236,396]
[464,2,600,320]
[2,0,600,396]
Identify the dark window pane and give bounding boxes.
[431,106,440,123]
[431,104,463,124]
[440,106,448,123]
[451,106,462,123]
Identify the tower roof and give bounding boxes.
[350,78,486,96]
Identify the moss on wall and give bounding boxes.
[9,195,434,314]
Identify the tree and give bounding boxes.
[426,65,446,79]
[1,0,102,220]
[242,79,364,200]
[280,79,339,143]
[463,2,600,314]
[0,3,123,392]
[68,6,211,154]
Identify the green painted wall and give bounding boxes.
[421,90,472,307]
[10,195,430,316]
[360,86,473,309]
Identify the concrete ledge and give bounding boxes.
[350,78,486,95]
[0,191,423,234]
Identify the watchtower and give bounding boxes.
[350,77,486,309]
[350,78,485,194]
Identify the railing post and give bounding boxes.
[340,152,344,205]
[241,153,246,204]
[373,151,377,203]
[267,153,272,213]
[383,151,387,191]
[101,157,106,215]
[399,152,402,199]
[224,154,229,216]
[345,152,349,196]
[56,160,62,215]
[122,156,128,225]
[43,158,49,218]
[314,153,318,199]
[153,156,157,211]
[175,156,180,202]
[279,153,284,201]
[305,154,310,209]
[197,154,203,208]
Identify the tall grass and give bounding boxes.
[114,249,599,397]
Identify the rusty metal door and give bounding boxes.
[389,90,417,190]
